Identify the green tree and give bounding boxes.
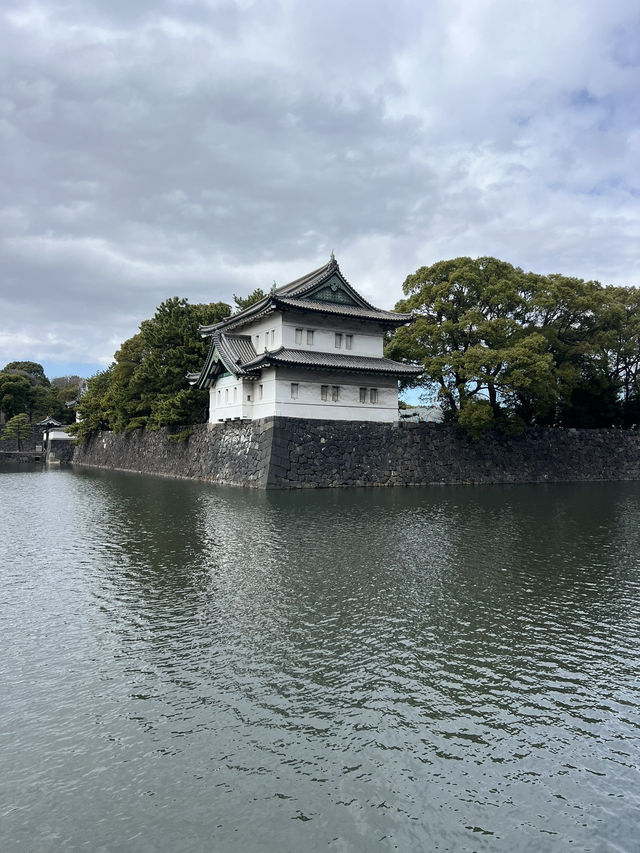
[598,285,640,426]
[3,361,50,386]
[49,377,83,424]
[387,257,631,435]
[1,413,31,449]
[69,369,113,439]
[0,361,59,423]
[71,297,232,438]
[0,372,35,422]
[386,257,556,426]
[233,288,266,311]
[526,273,621,427]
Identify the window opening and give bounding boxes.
[335,333,342,348]
[320,385,328,401]
[290,383,299,399]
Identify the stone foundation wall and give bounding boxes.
[72,420,275,487]
[72,418,640,488]
[265,418,640,486]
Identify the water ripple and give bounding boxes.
[1,471,639,852]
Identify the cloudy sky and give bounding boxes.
[1,0,639,378]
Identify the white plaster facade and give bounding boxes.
[193,259,421,423]
[208,366,399,423]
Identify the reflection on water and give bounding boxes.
[2,468,639,852]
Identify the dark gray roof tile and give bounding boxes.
[274,296,412,324]
[243,348,422,376]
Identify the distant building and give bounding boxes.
[190,257,422,423]
[39,417,75,464]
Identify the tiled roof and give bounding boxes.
[242,348,423,376]
[189,332,258,387]
[217,333,257,369]
[273,296,412,324]
[199,257,412,334]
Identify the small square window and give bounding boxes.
[320,385,328,401]
[290,383,299,399]
[335,333,343,348]
[295,328,303,344]
[345,335,353,350]
[307,329,314,345]
[359,388,367,403]
[331,385,340,402]
[370,388,378,404]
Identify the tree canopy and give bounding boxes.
[72,297,231,439]
[1,413,32,449]
[386,257,640,436]
[0,361,78,424]
[233,287,267,311]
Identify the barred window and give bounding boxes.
[359,388,367,403]
[345,334,353,350]
[307,330,314,345]
[295,328,303,344]
[370,388,378,403]
[331,385,340,402]
[321,385,328,401]
[291,383,299,399]
[335,333,342,348]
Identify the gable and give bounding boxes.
[304,274,360,306]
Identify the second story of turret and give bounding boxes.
[189,256,421,391]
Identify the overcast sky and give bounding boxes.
[1,0,639,378]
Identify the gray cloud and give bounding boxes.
[1,0,638,374]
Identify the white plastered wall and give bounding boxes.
[247,367,277,420]
[281,313,383,357]
[209,373,254,422]
[272,368,398,422]
[235,314,283,354]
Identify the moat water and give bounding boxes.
[2,465,639,852]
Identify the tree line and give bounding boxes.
[0,362,82,425]
[5,258,638,443]
[386,257,640,436]
[71,297,232,441]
